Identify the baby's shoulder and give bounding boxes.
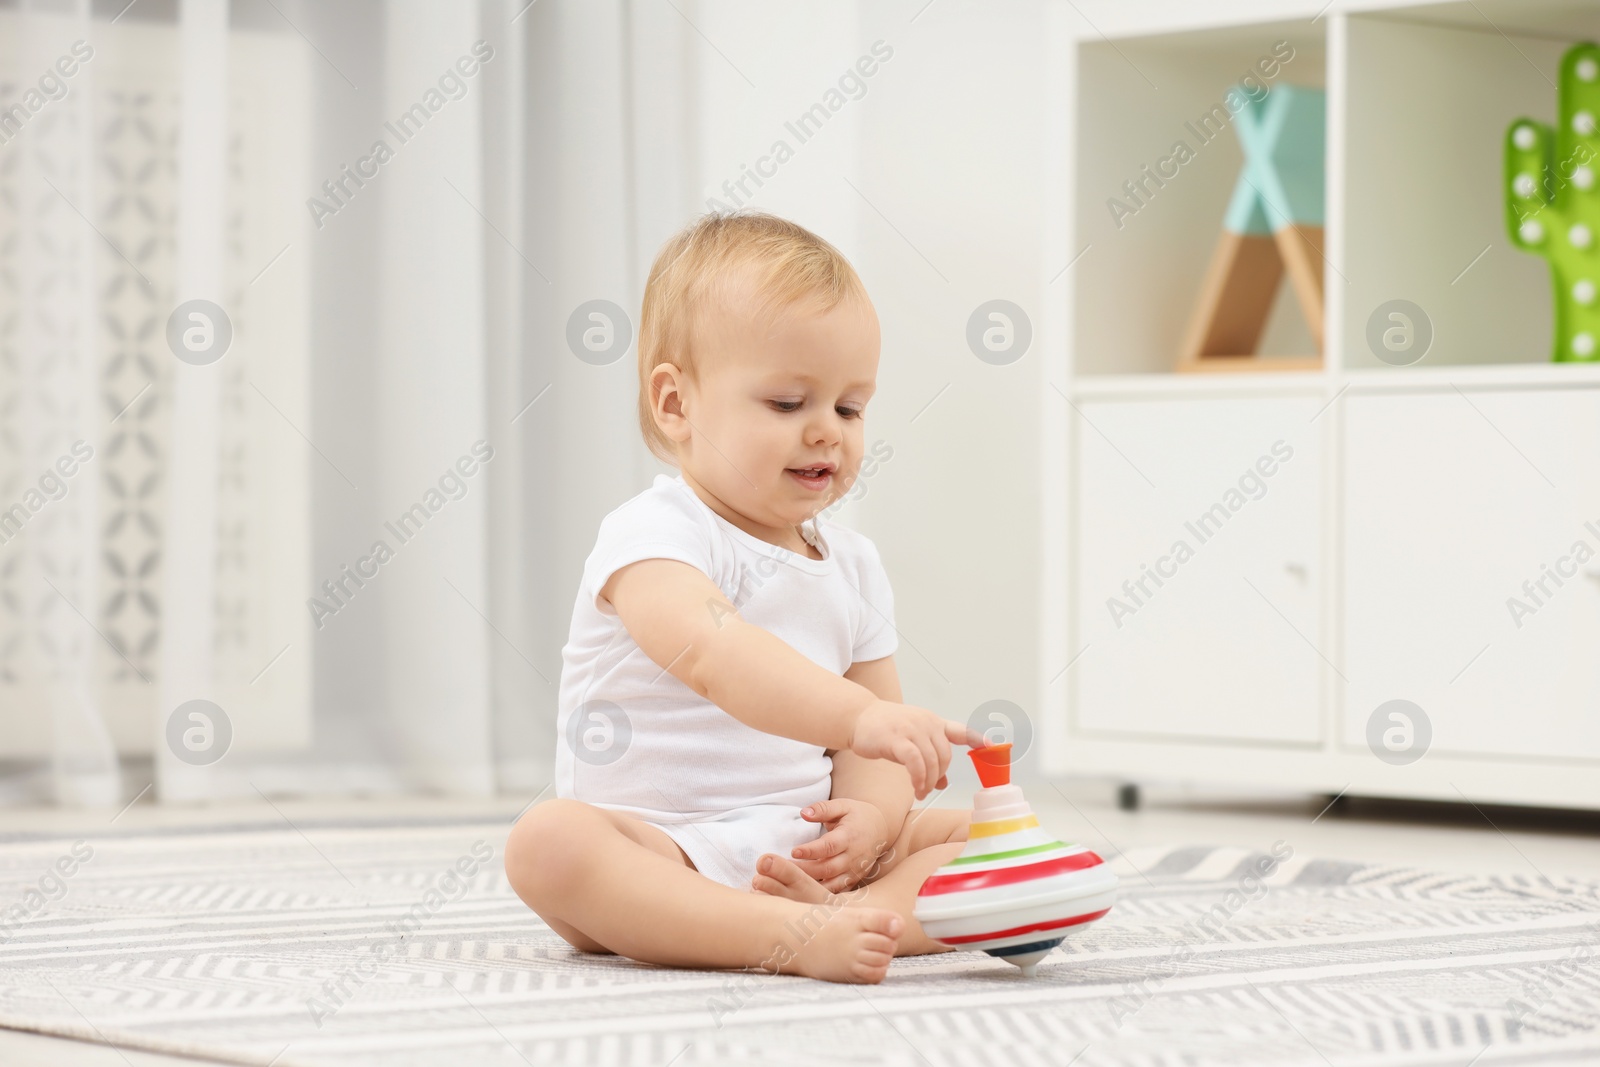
[592,474,718,556]
[820,518,886,570]
[601,473,703,525]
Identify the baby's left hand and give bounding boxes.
[789,798,892,893]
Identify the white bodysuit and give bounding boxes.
[553,473,898,890]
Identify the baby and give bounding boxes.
[505,211,984,984]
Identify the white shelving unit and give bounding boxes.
[1041,0,1600,810]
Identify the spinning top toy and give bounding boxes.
[912,743,1117,976]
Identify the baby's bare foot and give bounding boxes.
[777,904,901,984]
[752,852,836,905]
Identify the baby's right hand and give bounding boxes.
[847,700,988,799]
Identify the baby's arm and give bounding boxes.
[603,557,978,796]
[829,655,914,845]
[776,654,916,890]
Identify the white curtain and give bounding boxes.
[3,0,1063,808]
[0,0,113,807]
[0,0,653,808]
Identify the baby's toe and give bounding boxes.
[750,870,787,896]
[752,853,831,904]
[857,907,904,940]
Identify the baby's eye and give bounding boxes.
[767,399,863,418]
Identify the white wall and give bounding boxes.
[854,0,1054,778]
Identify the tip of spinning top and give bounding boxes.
[969,743,1011,788]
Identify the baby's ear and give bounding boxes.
[651,363,691,443]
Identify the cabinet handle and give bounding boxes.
[1285,562,1308,581]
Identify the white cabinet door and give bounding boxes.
[1343,388,1600,762]
[1072,394,1323,745]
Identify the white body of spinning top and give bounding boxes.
[913,743,1117,977]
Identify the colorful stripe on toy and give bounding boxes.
[947,840,1077,865]
[917,850,1105,896]
[954,833,1058,863]
[967,814,1039,839]
[936,907,1111,945]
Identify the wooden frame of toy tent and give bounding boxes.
[1177,83,1326,373]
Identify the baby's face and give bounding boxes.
[674,285,880,539]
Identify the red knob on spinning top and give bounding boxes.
[970,742,1011,788]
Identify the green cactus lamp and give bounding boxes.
[1506,43,1600,362]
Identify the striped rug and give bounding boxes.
[0,818,1597,1066]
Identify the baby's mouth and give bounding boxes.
[785,465,834,490]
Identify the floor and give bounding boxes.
[2,779,1597,1066]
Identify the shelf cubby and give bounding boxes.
[1070,1,1600,380]
[1073,21,1327,377]
[1340,10,1571,370]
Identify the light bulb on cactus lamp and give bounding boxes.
[912,743,1118,977]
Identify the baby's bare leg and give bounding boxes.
[506,799,905,983]
[753,806,972,957]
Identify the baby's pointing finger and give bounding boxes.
[944,720,988,749]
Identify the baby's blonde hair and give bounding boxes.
[637,211,868,465]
